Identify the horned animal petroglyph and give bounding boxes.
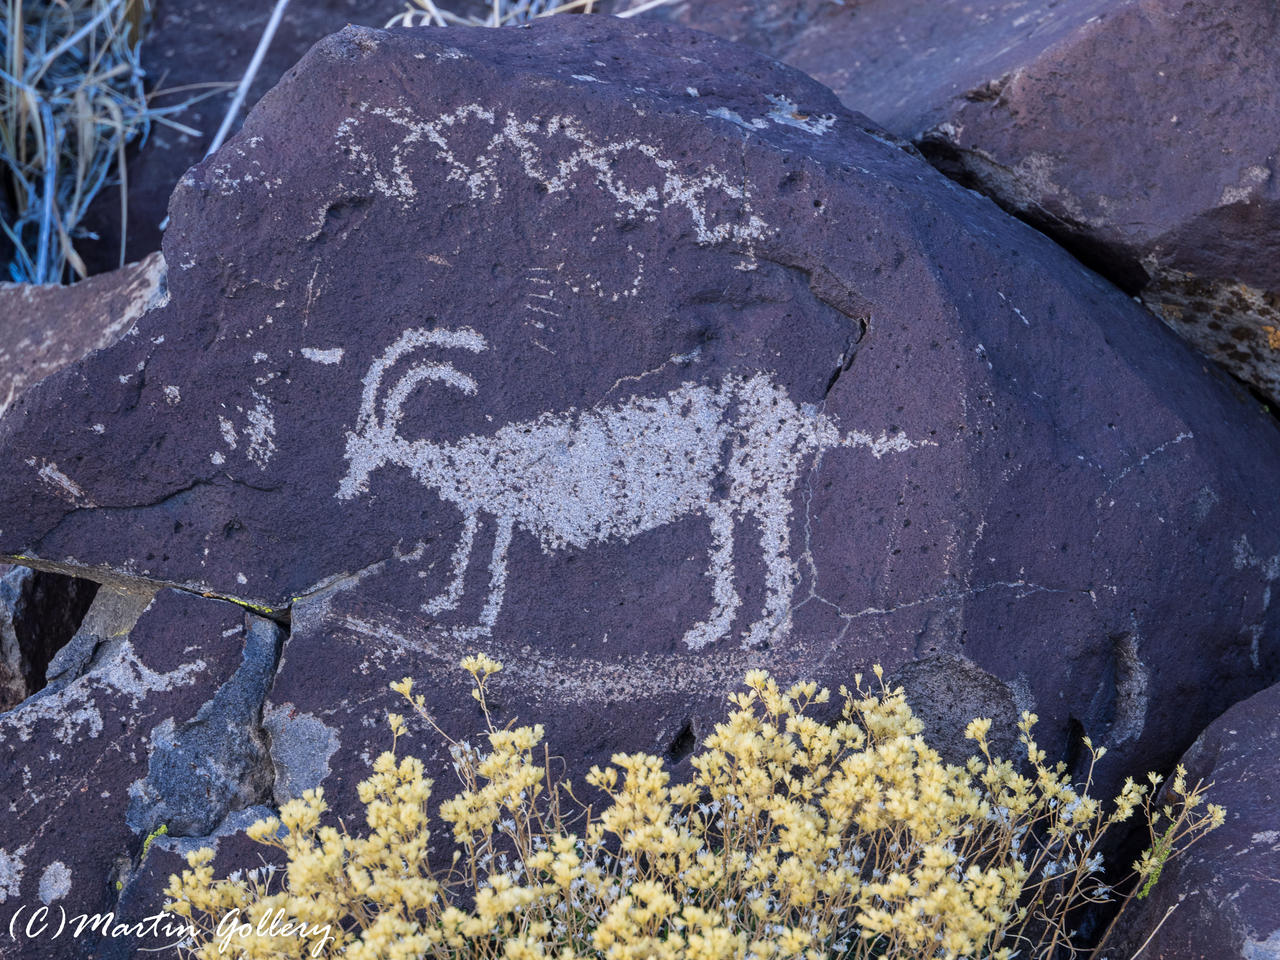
[338,327,922,649]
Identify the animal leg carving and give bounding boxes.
[681,500,741,651]
[743,485,798,648]
[478,515,515,633]
[422,511,478,616]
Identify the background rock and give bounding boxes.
[1,16,1279,868]
[0,254,167,420]
[0,587,281,960]
[1108,681,1280,960]
[632,0,1280,406]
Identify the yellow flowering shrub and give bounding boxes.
[165,656,1223,960]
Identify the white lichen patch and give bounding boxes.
[1244,929,1280,960]
[302,346,345,365]
[338,327,928,649]
[336,104,769,245]
[37,862,71,904]
[0,846,26,902]
[262,705,341,801]
[163,385,181,405]
[218,416,238,450]
[216,392,277,470]
[1219,165,1270,207]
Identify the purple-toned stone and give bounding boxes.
[0,18,1277,849]
[0,587,280,960]
[1108,680,1280,960]
[629,0,1280,404]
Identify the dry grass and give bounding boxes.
[0,0,212,283]
[387,0,677,30]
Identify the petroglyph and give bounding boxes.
[334,104,768,245]
[338,328,928,649]
[26,459,96,508]
[215,394,277,469]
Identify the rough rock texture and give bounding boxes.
[78,0,405,274]
[1108,681,1280,960]
[632,0,1280,405]
[0,566,98,712]
[2,18,1280,844]
[0,587,282,959]
[0,253,167,419]
[98,806,281,958]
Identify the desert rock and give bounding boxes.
[635,0,1280,404]
[1,18,1278,848]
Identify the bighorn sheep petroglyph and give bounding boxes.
[338,327,924,649]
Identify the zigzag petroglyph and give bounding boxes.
[338,328,927,649]
[334,104,768,245]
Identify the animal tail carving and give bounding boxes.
[839,428,924,458]
[338,326,489,500]
[804,409,927,459]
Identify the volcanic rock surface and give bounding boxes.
[1109,680,1280,960]
[0,587,281,960]
[634,0,1280,405]
[1,17,1279,883]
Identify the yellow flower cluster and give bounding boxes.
[165,658,1223,960]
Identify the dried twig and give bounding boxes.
[204,0,292,160]
[387,0,675,29]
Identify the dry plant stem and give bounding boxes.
[34,99,55,280]
[1128,904,1178,960]
[613,0,676,17]
[204,0,291,159]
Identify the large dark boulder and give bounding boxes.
[0,587,281,960]
[632,0,1280,406]
[1,17,1278,841]
[1108,680,1280,960]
